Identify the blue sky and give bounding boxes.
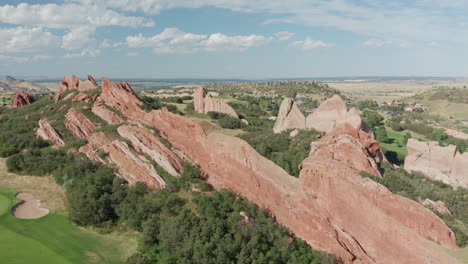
[0,0,467,78]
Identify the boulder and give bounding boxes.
[273,98,306,133]
[422,199,452,216]
[117,124,183,177]
[92,105,124,125]
[405,138,468,188]
[36,119,65,147]
[11,90,34,108]
[64,108,98,139]
[194,86,238,118]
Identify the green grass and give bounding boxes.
[380,129,408,156]
[0,188,131,264]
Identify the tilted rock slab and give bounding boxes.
[64,108,98,139]
[36,119,65,147]
[97,76,460,264]
[194,86,238,118]
[117,125,182,177]
[56,75,98,102]
[274,95,366,133]
[11,90,34,108]
[405,138,468,188]
[91,105,124,125]
[273,98,306,133]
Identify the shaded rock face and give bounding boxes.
[91,105,124,125]
[11,90,34,108]
[62,76,458,264]
[274,95,365,133]
[405,138,468,188]
[145,108,458,264]
[273,98,306,133]
[117,124,183,177]
[36,119,65,147]
[194,86,238,118]
[64,108,98,139]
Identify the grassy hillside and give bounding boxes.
[0,188,134,264]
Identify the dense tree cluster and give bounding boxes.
[139,95,181,114]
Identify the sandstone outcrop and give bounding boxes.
[117,124,182,177]
[72,93,92,103]
[55,75,98,102]
[11,90,34,108]
[91,105,124,125]
[194,86,238,118]
[273,98,306,133]
[422,199,452,216]
[61,76,459,264]
[146,108,458,264]
[274,95,366,133]
[64,108,98,139]
[405,138,468,188]
[36,119,65,147]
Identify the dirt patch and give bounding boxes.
[0,158,66,211]
[12,192,49,219]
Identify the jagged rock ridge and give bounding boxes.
[405,138,468,188]
[42,75,460,264]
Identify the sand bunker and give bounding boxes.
[12,192,49,219]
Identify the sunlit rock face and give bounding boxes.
[194,86,238,118]
[405,138,468,188]
[36,119,65,147]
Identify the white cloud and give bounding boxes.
[61,26,95,50]
[289,37,333,50]
[0,26,58,53]
[0,3,154,29]
[127,28,271,54]
[68,0,468,44]
[0,54,51,63]
[63,47,101,58]
[274,31,295,40]
[362,38,409,48]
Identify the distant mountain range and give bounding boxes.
[0,76,51,94]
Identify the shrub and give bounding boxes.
[218,116,243,129]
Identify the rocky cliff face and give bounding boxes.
[58,76,459,264]
[91,105,124,125]
[36,119,65,147]
[274,95,366,133]
[405,138,468,188]
[56,75,98,101]
[64,108,98,139]
[146,108,458,264]
[194,86,238,118]
[273,98,306,133]
[11,90,34,108]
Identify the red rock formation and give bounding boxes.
[103,140,165,189]
[145,108,458,264]
[273,98,306,133]
[92,105,124,125]
[117,124,182,177]
[72,93,92,103]
[11,90,34,108]
[79,77,459,264]
[274,95,366,133]
[194,86,238,118]
[64,108,98,139]
[36,119,65,147]
[405,138,468,188]
[422,198,452,216]
[56,75,98,102]
[100,77,143,116]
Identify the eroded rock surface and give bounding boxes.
[11,90,34,108]
[36,119,65,147]
[274,95,366,133]
[117,124,183,177]
[92,105,124,125]
[64,108,98,139]
[194,86,238,118]
[422,199,452,216]
[56,75,98,101]
[273,98,306,133]
[405,138,468,188]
